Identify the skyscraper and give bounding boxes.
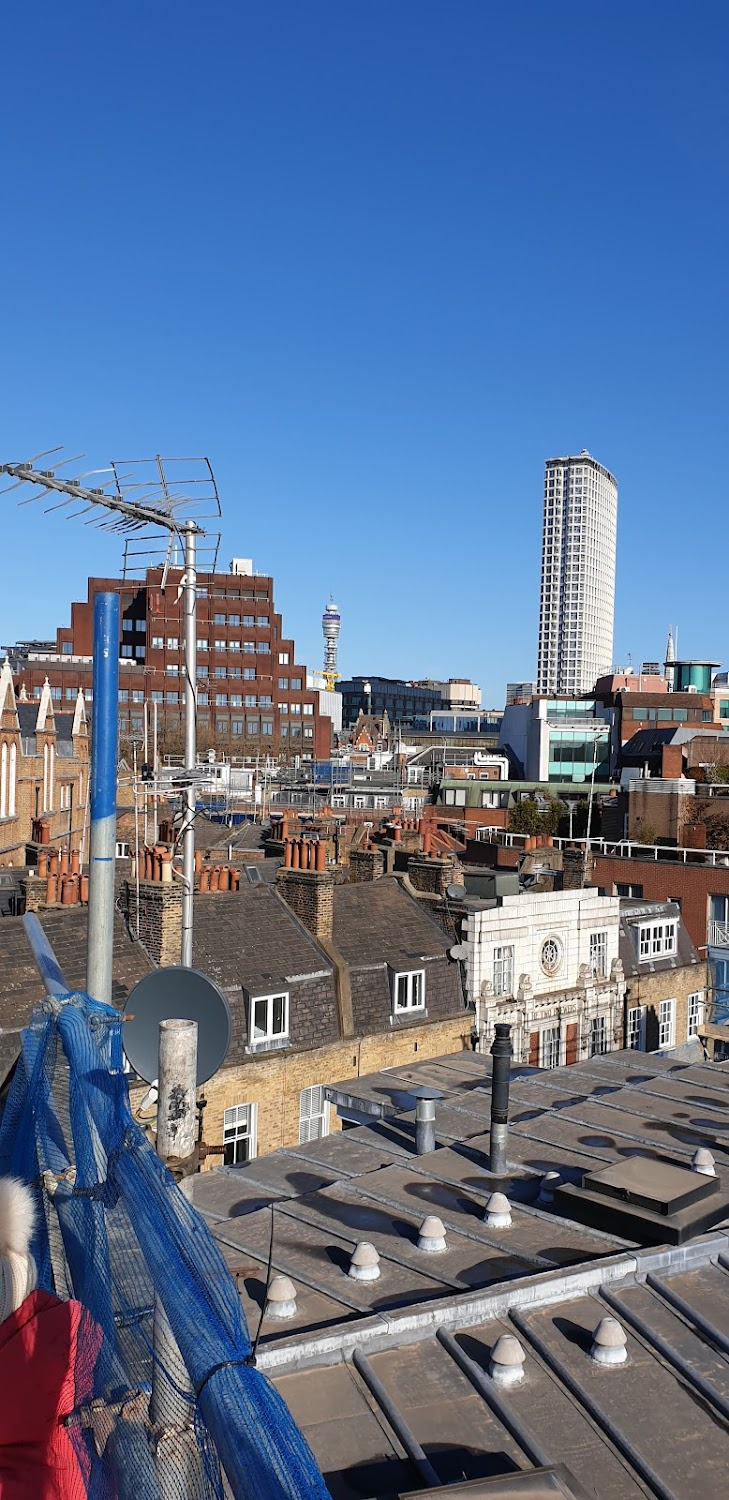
[536,450,618,696]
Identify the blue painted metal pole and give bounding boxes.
[23,912,71,999]
[86,592,119,1005]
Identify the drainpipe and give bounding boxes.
[490,1023,512,1176]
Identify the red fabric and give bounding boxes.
[0,1289,98,1499]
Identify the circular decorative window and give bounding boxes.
[540,937,562,976]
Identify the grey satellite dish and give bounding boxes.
[123,966,231,1086]
[449,943,468,961]
[446,884,465,901]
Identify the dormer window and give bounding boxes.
[638,921,676,960]
[249,991,289,1048]
[390,968,426,1014]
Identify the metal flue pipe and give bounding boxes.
[415,1094,436,1155]
[489,1023,512,1176]
[86,592,119,1006]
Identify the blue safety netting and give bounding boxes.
[0,990,330,1500]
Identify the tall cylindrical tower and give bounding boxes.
[322,597,341,690]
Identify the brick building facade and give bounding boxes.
[7,561,332,758]
[0,660,88,865]
[591,850,729,955]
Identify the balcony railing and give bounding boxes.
[709,922,729,948]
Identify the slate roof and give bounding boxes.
[332,879,453,968]
[0,907,153,1090]
[192,887,333,996]
[619,898,701,977]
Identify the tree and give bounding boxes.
[509,795,566,837]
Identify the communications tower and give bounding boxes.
[322,597,341,690]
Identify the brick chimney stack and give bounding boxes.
[124,878,182,966]
[276,845,334,941]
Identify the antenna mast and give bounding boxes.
[0,450,222,970]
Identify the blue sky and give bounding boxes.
[1,2,727,703]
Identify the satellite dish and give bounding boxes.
[449,943,468,961]
[122,966,231,1085]
[446,884,465,901]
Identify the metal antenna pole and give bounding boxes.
[87,593,120,1005]
[181,522,197,967]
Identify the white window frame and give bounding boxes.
[249,991,289,1047]
[540,1025,560,1069]
[299,1085,330,1144]
[658,998,676,1048]
[626,1005,646,1050]
[493,945,514,998]
[687,991,704,1039]
[223,1103,257,1164]
[59,784,72,811]
[638,921,677,960]
[391,969,426,1014]
[590,1014,608,1057]
[589,930,608,979]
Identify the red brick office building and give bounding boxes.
[9,562,332,758]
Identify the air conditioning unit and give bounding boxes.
[687,684,698,693]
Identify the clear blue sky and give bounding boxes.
[2,2,727,703]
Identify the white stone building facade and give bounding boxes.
[536,451,618,696]
[463,888,625,1068]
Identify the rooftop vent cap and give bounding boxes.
[590,1316,627,1366]
[265,1274,297,1320]
[485,1191,512,1229]
[348,1242,381,1281]
[489,1334,526,1386]
[692,1147,716,1177]
[539,1170,561,1204]
[417,1215,447,1253]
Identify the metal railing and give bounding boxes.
[474,826,729,868]
[708,922,729,948]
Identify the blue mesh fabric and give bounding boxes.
[0,993,330,1500]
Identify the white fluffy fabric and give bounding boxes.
[0,1179,38,1323]
[0,1177,37,1259]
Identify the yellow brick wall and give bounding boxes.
[130,1015,471,1165]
